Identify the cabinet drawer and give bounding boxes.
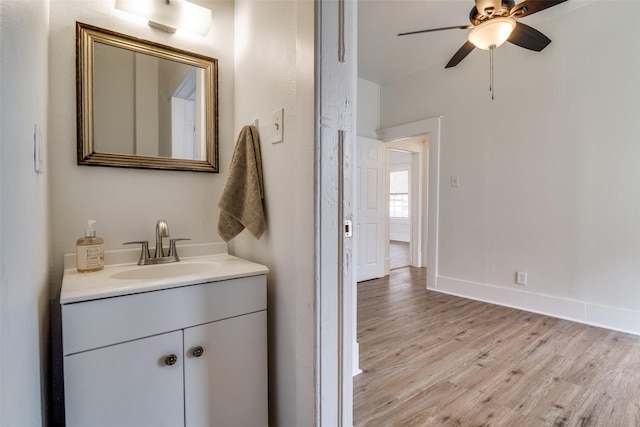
[62,274,266,355]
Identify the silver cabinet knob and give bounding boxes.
[192,346,204,358]
[164,354,178,366]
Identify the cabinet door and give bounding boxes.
[184,311,268,427]
[64,330,184,427]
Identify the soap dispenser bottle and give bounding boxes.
[76,220,104,273]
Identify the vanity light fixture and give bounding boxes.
[115,0,211,36]
[467,17,516,50]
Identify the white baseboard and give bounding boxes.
[433,276,640,336]
[352,341,362,376]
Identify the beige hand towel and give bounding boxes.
[218,125,266,242]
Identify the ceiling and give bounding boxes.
[357,0,592,84]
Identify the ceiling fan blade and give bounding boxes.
[445,41,475,68]
[398,25,471,37]
[510,0,568,18]
[508,22,551,51]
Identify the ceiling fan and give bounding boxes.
[398,0,568,68]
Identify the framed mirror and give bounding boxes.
[76,22,218,172]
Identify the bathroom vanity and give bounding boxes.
[59,245,269,426]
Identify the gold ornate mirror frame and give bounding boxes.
[76,22,219,172]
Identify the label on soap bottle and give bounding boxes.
[77,243,104,272]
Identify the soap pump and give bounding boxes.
[76,220,104,272]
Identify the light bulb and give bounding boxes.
[468,17,516,50]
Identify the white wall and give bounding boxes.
[48,0,235,290]
[0,1,51,425]
[232,1,315,425]
[357,77,380,138]
[380,0,640,333]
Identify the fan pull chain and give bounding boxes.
[489,45,495,100]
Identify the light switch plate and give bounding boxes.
[34,124,44,174]
[271,108,284,144]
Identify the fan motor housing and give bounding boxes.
[470,0,515,25]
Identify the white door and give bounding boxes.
[356,136,385,282]
[171,96,196,160]
[183,311,268,427]
[64,331,184,427]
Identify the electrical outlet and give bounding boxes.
[516,271,527,285]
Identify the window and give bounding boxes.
[389,170,409,218]
[390,193,409,218]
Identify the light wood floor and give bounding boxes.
[354,267,640,426]
[390,241,410,270]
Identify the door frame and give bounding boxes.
[316,0,356,425]
[386,141,424,271]
[378,117,442,289]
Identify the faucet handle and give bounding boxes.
[123,241,151,265]
[168,238,191,261]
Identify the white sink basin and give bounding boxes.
[111,261,219,281]
[61,252,269,304]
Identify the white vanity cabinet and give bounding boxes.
[61,269,268,427]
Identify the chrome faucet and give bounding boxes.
[124,220,190,265]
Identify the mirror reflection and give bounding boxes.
[77,22,219,172]
[94,43,207,161]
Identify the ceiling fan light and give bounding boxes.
[468,17,516,50]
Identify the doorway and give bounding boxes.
[389,149,412,270]
[354,135,430,280]
[384,134,430,273]
[377,117,442,289]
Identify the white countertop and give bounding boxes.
[61,253,269,304]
